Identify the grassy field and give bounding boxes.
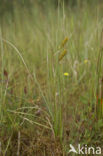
[0,1,103,155]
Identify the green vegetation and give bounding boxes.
[0,1,103,155]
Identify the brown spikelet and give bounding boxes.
[24,86,27,94]
[10,88,13,95]
[4,69,8,78]
[59,49,67,61]
[66,129,70,137]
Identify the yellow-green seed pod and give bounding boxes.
[59,49,67,61]
[61,37,69,48]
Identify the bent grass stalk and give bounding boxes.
[1,38,32,78]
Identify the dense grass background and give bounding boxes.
[0,0,103,155]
